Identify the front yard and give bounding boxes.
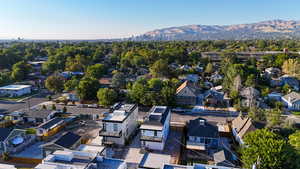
[292,111,300,116]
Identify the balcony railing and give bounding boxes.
[186,141,206,150]
[140,135,163,142]
[99,129,122,137]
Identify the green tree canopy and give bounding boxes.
[85,64,106,79]
[150,59,169,78]
[45,74,65,93]
[97,88,118,106]
[241,129,299,169]
[111,72,126,88]
[11,61,31,81]
[76,77,100,100]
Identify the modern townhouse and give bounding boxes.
[100,103,138,146]
[140,106,171,151]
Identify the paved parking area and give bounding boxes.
[0,94,49,113]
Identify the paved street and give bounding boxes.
[0,93,51,113]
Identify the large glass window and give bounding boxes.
[113,123,118,132]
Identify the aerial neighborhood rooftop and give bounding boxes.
[0,39,300,169]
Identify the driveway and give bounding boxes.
[123,132,144,164]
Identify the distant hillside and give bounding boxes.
[130,20,300,41]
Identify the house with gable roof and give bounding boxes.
[231,114,257,145]
[176,81,201,105]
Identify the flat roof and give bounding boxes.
[139,153,171,169]
[95,157,126,169]
[77,144,105,154]
[140,124,163,131]
[103,111,127,122]
[0,85,31,90]
[0,164,16,169]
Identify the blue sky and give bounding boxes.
[0,0,299,39]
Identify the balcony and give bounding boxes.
[186,141,206,150]
[99,129,122,137]
[140,135,163,142]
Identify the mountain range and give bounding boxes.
[130,20,300,41]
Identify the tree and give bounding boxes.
[51,104,56,110]
[245,74,256,87]
[85,64,106,79]
[76,77,100,100]
[97,88,117,106]
[266,108,281,127]
[205,63,214,74]
[241,129,299,169]
[282,84,292,94]
[282,59,300,78]
[62,106,67,113]
[111,72,126,88]
[128,81,148,104]
[289,131,300,153]
[148,78,163,91]
[11,61,31,81]
[0,72,12,86]
[45,75,64,93]
[64,76,80,91]
[150,59,169,78]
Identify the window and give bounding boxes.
[103,123,106,131]
[113,123,118,132]
[154,131,157,137]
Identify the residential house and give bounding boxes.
[60,71,84,79]
[163,163,241,169]
[264,67,281,79]
[139,152,171,169]
[0,164,17,169]
[231,114,257,145]
[179,74,200,83]
[186,118,219,160]
[267,92,283,101]
[42,132,82,157]
[140,106,170,151]
[180,65,192,71]
[0,85,31,97]
[282,92,300,110]
[0,128,36,154]
[213,148,238,167]
[203,89,227,107]
[36,117,71,138]
[49,104,108,120]
[36,150,127,169]
[209,72,223,84]
[240,87,260,107]
[271,75,299,91]
[100,103,138,146]
[9,108,58,124]
[176,81,201,105]
[99,77,112,88]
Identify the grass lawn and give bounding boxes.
[292,111,300,116]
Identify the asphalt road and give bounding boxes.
[0,93,51,113]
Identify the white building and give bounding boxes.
[140,106,171,151]
[35,150,127,169]
[100,103,138,146]
[0,85,31,97]
[282,92,300,110]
